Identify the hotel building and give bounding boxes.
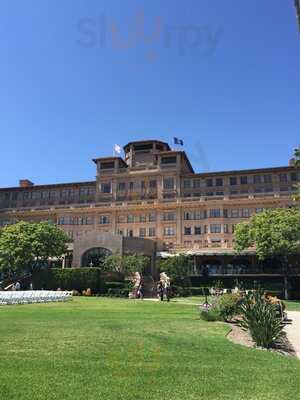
[1,140,299,286]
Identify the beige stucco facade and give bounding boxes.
[0,140,299,273]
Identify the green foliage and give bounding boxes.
[103,253,148,276]
[159,254,193,279]
[102,253,123,273]
[32,268,103,293]
[234,208,300,262]
[217,293,241,321]
[199,304,221,321]
[122,253,148,276]
[0,221,69,275]
[240,290,284,348]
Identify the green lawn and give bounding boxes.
[0,298,299,400]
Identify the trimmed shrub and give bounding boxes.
[32,268,103,293]
[199,304,220,321]
[217,293,242,322]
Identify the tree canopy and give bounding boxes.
[234,208,300,262]
[293,147,300,201]
[0,221,70,275]
[102,253,148,276]
[158,254,193,279]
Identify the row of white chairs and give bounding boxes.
[0,290,73,305]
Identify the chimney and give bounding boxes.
[289,158,296,167]
[19,179,34,188]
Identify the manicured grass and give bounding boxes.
[0,298,299,400]
[284,300,300,311]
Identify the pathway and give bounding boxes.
[285,312,300,358]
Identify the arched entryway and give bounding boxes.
[81,247,112,268]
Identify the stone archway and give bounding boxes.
[81,247,112,268]
[72,231,123,267]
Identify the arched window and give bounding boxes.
[81,247,112,268]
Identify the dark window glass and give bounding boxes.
[100,162,115,170]
[216,178,223,187]
[230,177,237,186]
[161,156,177,164]
[240,176,248,185]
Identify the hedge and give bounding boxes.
[32,268,103,293]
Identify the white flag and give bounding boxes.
[114,144,122,154]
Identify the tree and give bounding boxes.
[102,252,148,276]
[293,147,300,201]
[102,253,123,273]
[158,254,193,280]
[0,221,70,277]
[234,208,300,299]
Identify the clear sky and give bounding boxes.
[0,0,299,187]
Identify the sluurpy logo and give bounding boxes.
[76,9,222,61]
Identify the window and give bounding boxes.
[279,173,288,183]
[139,215,146,223]
[183,180,192,189]
[193,179,201,188]
[164,227,176,236]
[280,186,289,192]
[127,229,134,237]
[58,217,65,225]
[210,224,221,233]
[100,183,111,194]
[216,178,223,187]
[224,224,229,233]
[149,180,157,189]
[241,208,250,218]
[184,227,192,235]
[148,227,156,237]
[210,209,221,218]
[194,211,202,220]
[264,174,272,183]
[127,215,134,223]
[206,192,214,197]
[231,209,239,218]
[149,212,156,222]
[100,161,114,170]
[99,215,110,225]
[118,182,126,191]
[194,226,202,235]
[163,212,176,221]
[223,209,228,218]
[206,179,213,187]
[253,175,262,184]
[184,211,193,220]
[240,176,248,185]
[216,191,224,196]
[163,177,175,190]
[139,228,146,237]
[291,172,298,182]
[230,177,237,186]
[161,156,177,164]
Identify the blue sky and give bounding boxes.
[0,0,299,187]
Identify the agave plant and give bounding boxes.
[240,290,284,348]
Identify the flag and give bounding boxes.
[114,144,122,154]
[174,137,184,146]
